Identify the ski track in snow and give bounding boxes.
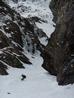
[0,0,74,98]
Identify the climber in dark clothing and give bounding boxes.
[21,74,26,81]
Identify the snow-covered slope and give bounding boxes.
[0,0,74,98]
[0,51,74,98]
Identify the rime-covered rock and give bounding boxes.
[0,0,47,75]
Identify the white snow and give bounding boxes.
[0,0,74,98]
[0,51,3,54]
[5,33,11,38]
[8,0,55,45]
[0,51,74,98]
[39,37,48,46]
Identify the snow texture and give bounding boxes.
[0,51,74,98]
[0,0,74,98]
[9,0,55,38]
[8,0,55,46]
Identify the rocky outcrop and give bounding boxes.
[42,0,74,85]
[0,1,46,75]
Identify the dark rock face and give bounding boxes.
[0,61,8,75]
[42,0,74,85]
[0,1,46,75]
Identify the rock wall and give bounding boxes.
[42,0,74,85]
[0,1,46,75]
